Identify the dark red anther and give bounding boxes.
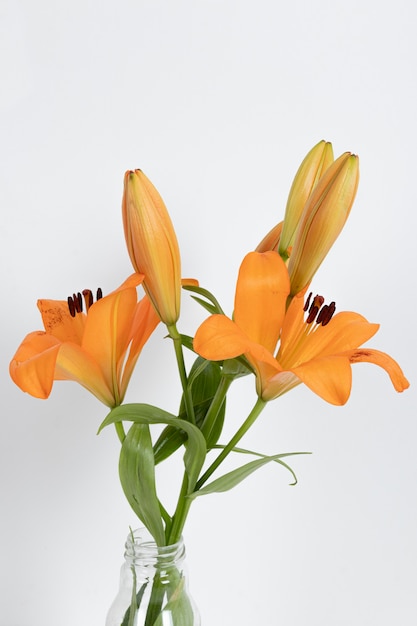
[82,289,93,311]
[68,287,103,316]
[306,295,325,324]
[306,305,319,323]
[316,305,327,325]
[72,292,83,313]
[67,296,76,317]
[311,295,324,311]
[303,292,312,312]
[318,301,336,326]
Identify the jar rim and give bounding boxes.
[124,527,186,565]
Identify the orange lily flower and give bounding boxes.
[9,274,160,408]
[193,252,409,405]
[122,169,182,326]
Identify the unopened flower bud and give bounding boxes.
[122,170,181,325]
[278,140,334,260]
[288,152,359,296]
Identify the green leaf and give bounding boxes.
[190,296,218,315]
[120,581,148,626]
[119,423,165,546]
[178,334,194,352]
[153,358,226,463]
[181,358,226,448]
[182,284,225,315]
[152,577,195,626]
[99,404,207,494]
[187,451,310,500]
[222,357,252,379]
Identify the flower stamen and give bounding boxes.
[68,288,103,317]
[304,292,336,326]
[316,301,336,326]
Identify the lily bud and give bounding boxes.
[256,221,283,253]
[278,140,334,260]
[122,170,181,325]
[288,152,359,296]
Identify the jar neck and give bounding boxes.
[124,528,186,570]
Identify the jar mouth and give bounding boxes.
[124,528,186,565]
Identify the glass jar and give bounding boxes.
[106,528,201,626]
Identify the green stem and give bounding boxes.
[167,472,192,545]
[200,373,232,444]
[167,323,196,425]
[195,396,267,490]
[167,372,233,544]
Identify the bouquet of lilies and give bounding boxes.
[10,141,409,624]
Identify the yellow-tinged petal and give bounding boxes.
[256,221,283,253]
[279,140,334,258]
[122,169,181,325]
[120,295,161,396]
[288,152,359,295]
[54,342,114,406]
[234,252,290,353]
[10,332,61,398]
[279,310,380,368]
[82,287,137,400]
[299,313,379,360]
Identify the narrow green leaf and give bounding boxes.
[99,404,207,494]
[120,583,147,626]
[152,577,195,626]
[187,452,310,500]
[190,296,218,315]
[119,423,165,546]
[182,284,225,315]
[153,358,226,463]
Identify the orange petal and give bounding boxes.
[193,315,251,361]
[278,289,307,357]
[346,348,410,392]
[290,355,353,405]
[243,342,284,398]
[261,370,302,401]
[181,278,199,287]
[38,299,86,344]
[9,331,61,399]
[256,221,283,253]
[55,343,114,406]
[108,272,145,293]
[299,312,380,362]
[82,286,138,397]
[120,295,161,397]
[234,252,290,353]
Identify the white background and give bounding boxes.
[1,1,416,625]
